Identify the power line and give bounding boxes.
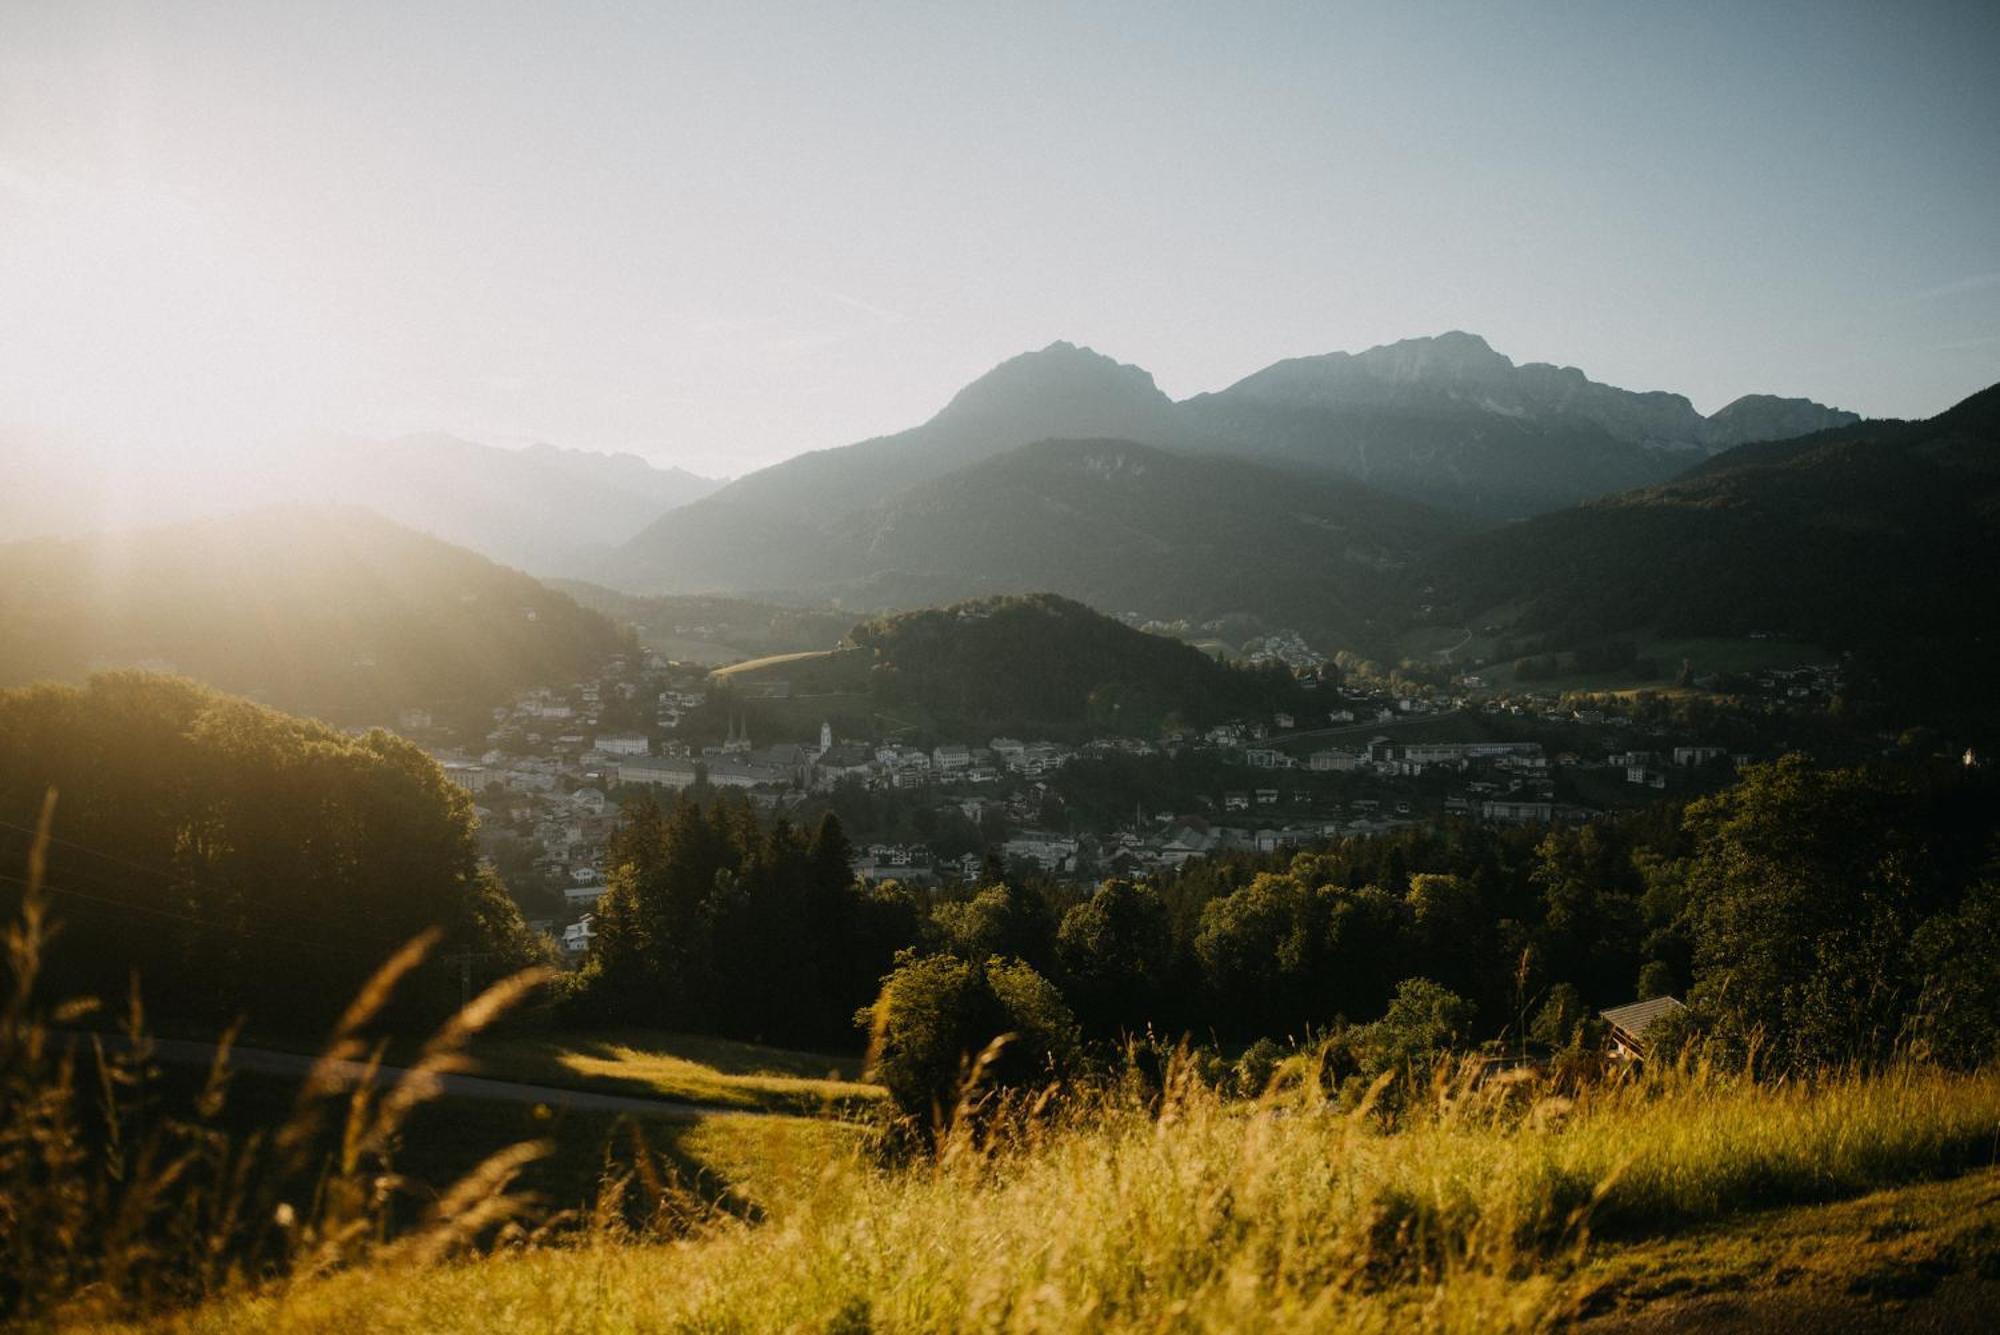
[0,816,211,892]
[0,868,396,960]
[0,820,448,940]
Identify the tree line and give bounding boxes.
[0,674,545,1029]
[568,753,2000,1124]
[7,674,1991,1119]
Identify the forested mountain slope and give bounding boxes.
[818,438,1467,646]
[1426,382,2000,729]
[0,507,629,724]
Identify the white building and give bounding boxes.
[619,756,701,788]
[1001,832,1078,872]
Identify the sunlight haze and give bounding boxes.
[2,0,1996,483]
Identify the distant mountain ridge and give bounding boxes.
[0,430,723,575]
[1695,393,1871,451]
[603,332,1857,618]
[1199,330,1710,446]
[0,506,628,724]
[298,433,723,574]
[609,341,1184,590]
[1179,332,1860,516]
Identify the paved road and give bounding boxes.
[76,1034,755,1122]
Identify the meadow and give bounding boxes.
[135,1055,2000,1333]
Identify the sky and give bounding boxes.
[2,0,1997,480]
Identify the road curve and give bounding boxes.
[72,1033,759,1122]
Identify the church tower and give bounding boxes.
[819,720,833,756]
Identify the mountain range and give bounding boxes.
[1179,331,1858,516]
[599,333,1858,642]
[814,438,1467,641]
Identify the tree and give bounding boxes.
[578,799,920,1047]
[931,881,1058,973]
[1678,755,1941,1070]
[1529,982,1588,1050]
[1055,879,1174,1035]
[1354,977,1474,1078]
[1352,975,1480,1079]
[1635,959,1676,1001]
[1532,825,1643,1002]
[1192,869,1417,1041]
[860,951,1078,1132]
[1404,872,1486,1003]
[1908,877,2000,1067]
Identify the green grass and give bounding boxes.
[154,1061,2000,1333]
[1274,709,1505,757]
[638,634,763,666]
[1574,1167,2000,1329]
[1483,634,1826,698]
[467,1027,884,1118]
[159,1064,853,1224]
[125,1021,883,1119]
[710,648,869,689]
[710,647,840,677]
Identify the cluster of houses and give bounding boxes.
[1743,662,1847,704]
[614,722,1098,795]
[1239,628,1331,673]
[400,640,1780,965]
[1611,745,1736,789]
[413,671,674,957]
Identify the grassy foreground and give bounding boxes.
[148,1060,2000,1333]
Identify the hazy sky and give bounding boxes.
[3,0,1996,478]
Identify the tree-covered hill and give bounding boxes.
[1426,381,2000,732]
[0,507,630,725]
[846,593,1309,740]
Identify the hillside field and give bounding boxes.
[1394,624,1829,698]
[139,1062,2000,1333]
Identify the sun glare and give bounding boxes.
[1,169,342,482]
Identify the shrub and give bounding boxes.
[1353,977,1474,1078]
[860,951,1079,1132]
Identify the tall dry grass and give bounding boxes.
[0,793,563,1324]
[158,1038,2000,1333]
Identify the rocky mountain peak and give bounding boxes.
[937,341,1173,422]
